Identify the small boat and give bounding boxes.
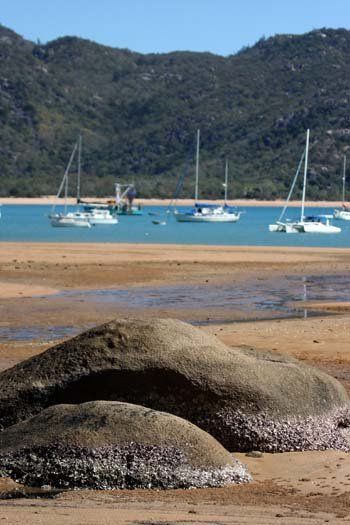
[174,131,241,223]
[49,136,91,228]
[114,183,143,215]
[84,208,118,225]
[80,183,142,217]
[269,129,341,234]
[334,156,350,220]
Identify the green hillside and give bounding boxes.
[0,25,350,200]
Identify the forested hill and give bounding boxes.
[1,25,350,199]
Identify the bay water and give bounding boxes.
[0,204,349,247]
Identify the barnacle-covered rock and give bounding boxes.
[0,317,349,451]
[0,401,250,489]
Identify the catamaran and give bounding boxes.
[269,129,341,234]
[174,130,241,223]
[333,156,350,221]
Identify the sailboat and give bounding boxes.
[269,129,341,234]
[50,137,118,227]
[333,156,350,220]
[49,136,91,228]
[174,129,242,223]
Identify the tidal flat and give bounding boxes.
[1,242,350,524]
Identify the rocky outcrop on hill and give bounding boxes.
[0,318,349,452]
[0,401,250,489]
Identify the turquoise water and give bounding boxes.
[0,204,349,247]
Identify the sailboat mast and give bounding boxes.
[194,129,200,202]
[64,172,68,215]
[300,129,310,222]
[224,160,228,205]
[51,142,77,215]
[342,155,346,204]
[277,149,305,223]
[77,135,82,205]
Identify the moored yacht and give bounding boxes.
[334,156,350,221]
[269,129,341,234]
[49,136,91,228]
[175,203,241,223]
[175,131,242,223]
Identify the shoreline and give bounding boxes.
[0,196,344,207]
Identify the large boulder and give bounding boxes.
[0,318,349,452]
[0,401,250,489]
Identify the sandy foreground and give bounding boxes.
[1,242,350,523]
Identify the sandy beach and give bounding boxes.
[1,242,350,523]
[0,196,345,207]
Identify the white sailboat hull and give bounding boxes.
[298,221,341,233]
[334,209,350,221]
[50,209,118,227]
[268,222,297,233]
[88,218,118,225]
[175,211,241,223]
[50,213,91,228]
[270,220,341,234]
[86,211,118,225]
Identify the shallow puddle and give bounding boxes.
[0,325,82,342]
[55,273,350,315]
[1,273,349,342]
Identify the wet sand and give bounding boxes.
[1,242,350,523]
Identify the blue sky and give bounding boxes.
[1,0,349,56]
